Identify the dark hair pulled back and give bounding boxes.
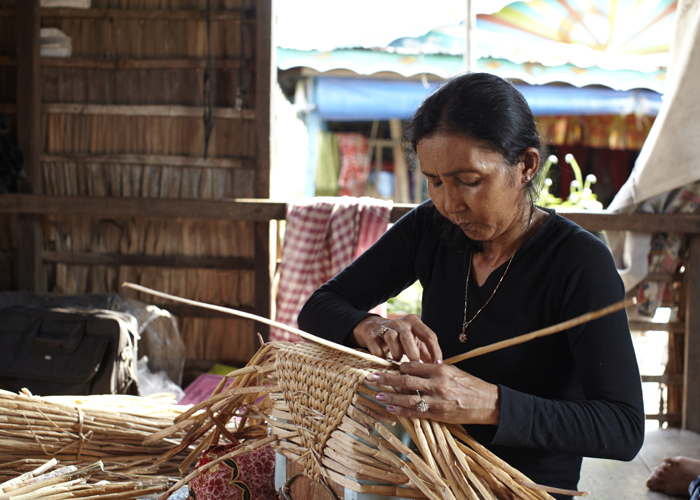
[404,72,544,252]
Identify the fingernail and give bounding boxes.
[436,359,443,364]
[375,393,386,401]
[386,405,395,412]
[370,373,381,380]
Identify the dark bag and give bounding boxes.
[0,307,138,396]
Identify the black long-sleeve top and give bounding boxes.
[297,202,645,497]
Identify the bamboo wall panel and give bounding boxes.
[1,1,271,364]
[41,162,255,198]
[40,17,254,59]
[42,66,253,106]
[42,115,255,157]
[42,213,257,362]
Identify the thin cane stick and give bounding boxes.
[120,282,395,368]
[444,297,636,365]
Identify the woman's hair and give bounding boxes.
[405,72,544,252]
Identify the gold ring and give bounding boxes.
[377,326,390,339]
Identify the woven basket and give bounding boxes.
[150,341,570,500]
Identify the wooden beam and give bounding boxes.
[646,413,682,424]
[642,374,684,385]
[0,56,255,70]
[38,8,249,21]
[16,0,43,293]
[16,0,41,194]
[41,251,254,269]
[683,235,700,431]
[17,215,44,292]
[629,321,686,333]
[0,194,288,221]
[42,103,256,119]
[6,196,700,233]
[644,272,685,283]
[387,205,700,232]
[253,0,274,339]
[40,153,253,169]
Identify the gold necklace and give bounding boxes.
[458,208,534,343]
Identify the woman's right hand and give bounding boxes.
[351,315,443,364]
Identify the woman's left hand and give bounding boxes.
[368,361,501,425]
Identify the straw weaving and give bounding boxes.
[152,341,576,500]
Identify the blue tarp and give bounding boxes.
[313,76,663,121]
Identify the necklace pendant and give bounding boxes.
[459,332,467,343]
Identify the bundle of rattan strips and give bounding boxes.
[127,283,629,499]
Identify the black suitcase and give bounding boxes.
[0,307,138,396]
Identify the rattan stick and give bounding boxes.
[121,282,395,367]
[439,426,481,500]
[429,420,472,499]
[373,424,454,500]
[445,297,636,365]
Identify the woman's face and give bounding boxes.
[417,132,528,244]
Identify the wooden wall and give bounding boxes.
[0,0,274,368]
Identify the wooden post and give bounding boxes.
[254,0,275,339]
[390,119,410,203]
[16,0,44,292]
[683,235,700,431]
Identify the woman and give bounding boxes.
[297,73,644,499]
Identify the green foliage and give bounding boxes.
[387,281,423,316]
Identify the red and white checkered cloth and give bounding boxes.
[271,197,393,342]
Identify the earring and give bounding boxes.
[525,175,531,182]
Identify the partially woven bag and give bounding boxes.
[152,341,570,500]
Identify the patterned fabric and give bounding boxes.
[637,181,700,317]
[187,443,276,500]
[536,114,655,150]
[337,133,371,197]
[271,197,392,342]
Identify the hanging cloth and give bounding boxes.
[271,197,393,342]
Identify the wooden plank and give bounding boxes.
[41,103,256,119]
[388,204,700,232]
[0,56,252,70]
[16,0,43,293]
[5,195,700,233]
[683,235,700,431]
[253,0,275,338]
[40,153,253,168]
[642,374,684,385]
[39,8,247,21]
[16,0,41,194]
[646,413,682,424]
[629,321,686,333]
[0,194,288,221]
[0,103,255,119]
[390,119,410,203]
[16,215,44,292]
[39,57,252,70]
[644,272,685,283]
[41,251,254,269]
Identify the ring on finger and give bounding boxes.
[415,390,429,413]
[376,326,390,340]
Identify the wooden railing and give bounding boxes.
[2,193,700,431]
